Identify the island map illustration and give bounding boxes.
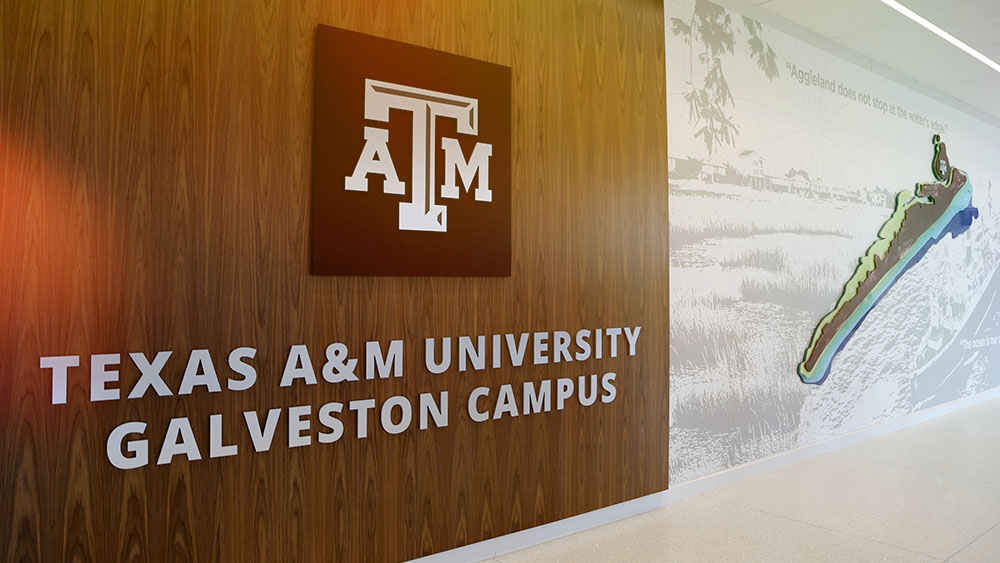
[798,136,980,384]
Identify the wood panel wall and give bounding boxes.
[0,1,668,561]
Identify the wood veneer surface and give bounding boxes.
[0,1,668,561]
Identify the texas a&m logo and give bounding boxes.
[345,80,493,233]
[311,26,511,276]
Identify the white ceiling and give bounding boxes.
[729,0,1000,126]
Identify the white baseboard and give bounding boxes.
[406,386,1000,563]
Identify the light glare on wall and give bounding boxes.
[880,0,1000,74]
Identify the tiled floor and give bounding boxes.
[491,398,1000,562]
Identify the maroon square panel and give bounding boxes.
[311,25,512,276]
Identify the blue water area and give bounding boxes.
[806,205,979,385]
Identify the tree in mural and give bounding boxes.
[670,0,779,155]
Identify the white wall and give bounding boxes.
[667,0,1000,484]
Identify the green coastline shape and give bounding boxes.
[797,135,975,384]
[799,190,926,366]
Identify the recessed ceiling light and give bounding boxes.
[880,0,1000,74]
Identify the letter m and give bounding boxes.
[440,137,493,202]
[366,340,403,380]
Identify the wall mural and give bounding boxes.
[799,136,979,384]
[667,0,1000,483]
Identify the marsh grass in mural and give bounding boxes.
[670,221,850,250]
[719,248,787,270]
[739,262,845,315]
[668,187,854,252]
[670,175,1000,482]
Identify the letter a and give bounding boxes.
[345,126,405,194]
